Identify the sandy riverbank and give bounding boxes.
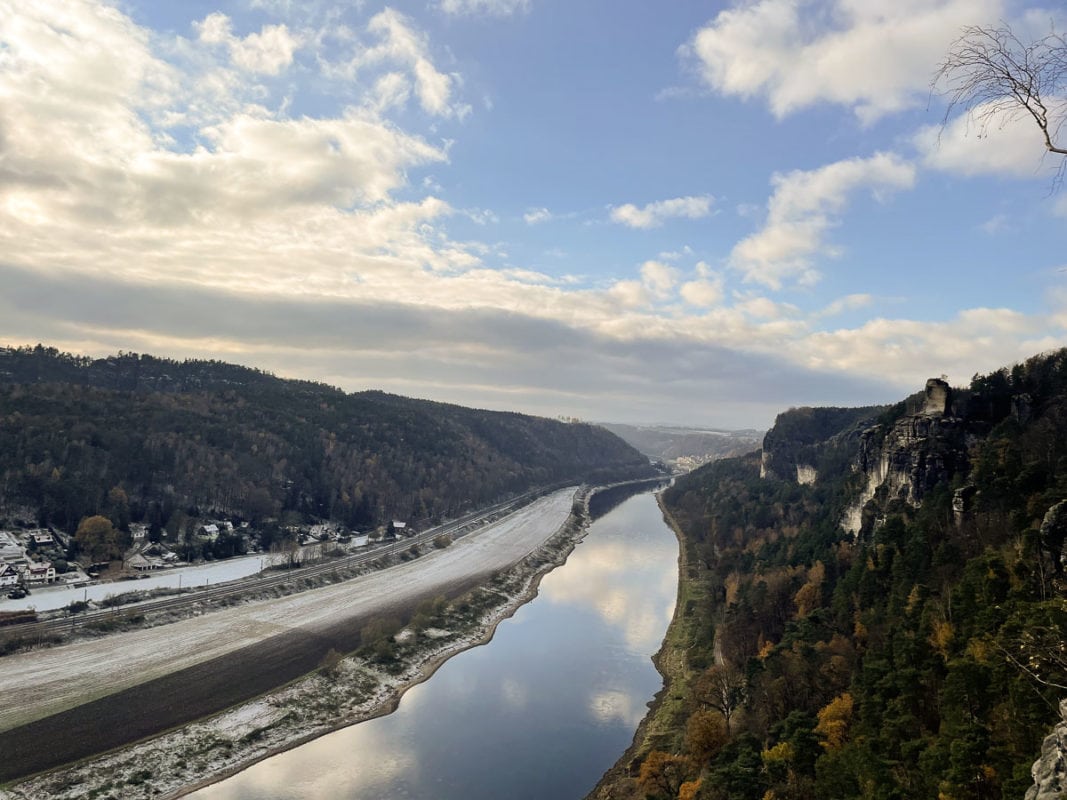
[1,489,595,800]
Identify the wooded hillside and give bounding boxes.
[629,349,1067,800]
[0,345,654,534]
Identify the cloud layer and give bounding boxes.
[0,0,1062,429]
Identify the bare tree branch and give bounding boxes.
[934,21,1067,171]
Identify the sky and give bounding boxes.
[1,0,1065,429]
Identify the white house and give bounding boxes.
[24,560,56,584]
[0,562,19,588]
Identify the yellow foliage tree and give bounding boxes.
[678,779,702,800]
[929,619,955,659]
[815,692,854,751]
[761,740,795,764]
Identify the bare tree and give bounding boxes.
[934,22,1067,174]
[695,663,745,734]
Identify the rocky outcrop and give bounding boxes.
[1026,699,1067,800]
[1040,501,1067,577]
[759,405,886,484]
[841,379,970,535]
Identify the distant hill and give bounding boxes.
[599,422,763,470]
[0,345,655,534]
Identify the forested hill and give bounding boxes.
[622,349,1067,800]
[0,345,655,533]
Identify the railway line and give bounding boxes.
[1,486,558,643]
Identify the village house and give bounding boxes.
[127,552,164,571]
[27,529,54,547]
[0,562,19,588]
[130,523,149,542]
[23,560,56,585]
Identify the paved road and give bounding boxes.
[0,489,576,784]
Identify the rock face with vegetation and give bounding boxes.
[0,346,654,539]
[1026,699,1067,800]
[600,349,1067,800]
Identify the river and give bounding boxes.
[187,490,678,800]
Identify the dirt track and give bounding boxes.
[0,490,575,783]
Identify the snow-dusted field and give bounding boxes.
[0,554,271,614]
[0,488,577,733]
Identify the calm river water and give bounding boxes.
[188,490,678,800]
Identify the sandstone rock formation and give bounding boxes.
[1026,699,1067,800]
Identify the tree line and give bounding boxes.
[0,346,655,538]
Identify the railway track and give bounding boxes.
[1,486,564,642]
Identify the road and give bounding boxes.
[0,488,577,783]
[1,487,561,636]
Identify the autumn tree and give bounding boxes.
[74,515,122,563]
[814,692,854,752]
[636,750,687,799]
[686,709,729,762]
[935,22,1067,175]
[696,663,746,734]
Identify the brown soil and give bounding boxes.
[0,576,483,784]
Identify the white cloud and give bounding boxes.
[524,207,553,225]
[608,280,652,309]
[815,293,873,318]
[685,0,1003,123]
[322,8,467,118]
[439,0,530,17]
[610,195,714,229]
[731,152,916,288]
[798,307,1056,385]
[658,246,693,261]
[640,261,679,299]
[464,208,500,225]
[913,99,1066,178]
[979,214,1012,235]
[736,295,798,320]
[195,12,300,75]
[680,271,724,307]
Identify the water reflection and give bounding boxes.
[189,491,677,800]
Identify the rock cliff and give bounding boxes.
[758,404,886,482]
[840,379,971,534]
[759,379,975,536]
[1026,699,1067,800]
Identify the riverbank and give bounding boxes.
[1,489,595,800]
[585,494,705,800]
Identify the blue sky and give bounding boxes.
[1,0,1065,427]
